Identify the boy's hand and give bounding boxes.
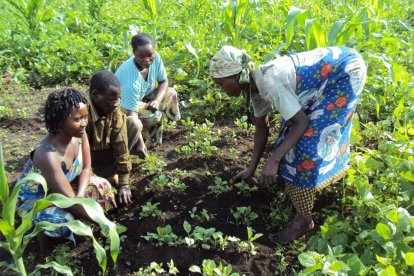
[118,185,132,206]
[146,100,160,111]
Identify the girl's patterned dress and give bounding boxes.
[16,143,115,241]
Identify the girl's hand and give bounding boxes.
[233,167,255,183]
[259,157,279,186]
[146,100,160,111]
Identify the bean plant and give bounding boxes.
[139,202,163,219]
[176,120,220,158]
[189,259,239,276]
[231,206,259,226]
[188,207,216,223]
[208,176,232,196]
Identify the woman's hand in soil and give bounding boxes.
[233,167,255,182]
[259,158,279,186]
[118,185,132,206]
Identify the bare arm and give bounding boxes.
[233,115,269,182]
[75,133,91,197]
[249,115,270,171]
[260,109,309,185]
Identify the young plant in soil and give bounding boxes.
[229,227,263,256]
[208,176,232,196]
[147,175,186,193]
[231,206,259,226]
[234,115,252,136]
[189,259,239,276]
[139,202,164,219]
[134,259,179,275]
[142,154,167,175]
[183,221,225,250]
[234,180,258,197]
[188,207,216,223]
[176,120,221,157]
[142,225,180,247]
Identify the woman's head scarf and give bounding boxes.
[209,46,254,84]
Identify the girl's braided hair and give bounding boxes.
[44,87,87,135]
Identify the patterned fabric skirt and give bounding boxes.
[284,168,347,217]
[276,47,366,189]
[138,87,181,144]
[17,175,115,241]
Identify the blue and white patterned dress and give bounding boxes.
[252,47,367,189]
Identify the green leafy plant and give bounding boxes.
[183,221,224,250]
[87,0,108,19]
[189,259,239,276]
[231,206,259,226]
[176,120,220,158]
[142,225,180,246]
[147,175,186,193]
[228,227,263,256]
[234,115,250,136]
[234,180,258,197]
[133,259,179,275]
[222,0,249,47]
[208,176,232,196]
[142,154,167,175]
[0,147,120,275]
[188,207,216,223]
[4,0,53,36]
[139,202,163,219]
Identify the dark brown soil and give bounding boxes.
[0,82,340,275]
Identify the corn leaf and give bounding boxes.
[0,146,9,205]
[31,261,73,276]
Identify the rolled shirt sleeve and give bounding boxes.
[251,56,301,120]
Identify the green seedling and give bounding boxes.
[208,176,232,196]
[231,206,259,226]
[139,202,163,219]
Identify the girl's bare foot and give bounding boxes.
[275,213,314,244]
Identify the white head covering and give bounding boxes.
[209,46,254,84]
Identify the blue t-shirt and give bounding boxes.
[115,52,167,111]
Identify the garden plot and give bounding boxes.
[0,86,338,274]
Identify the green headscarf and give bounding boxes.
[209,46,254,84]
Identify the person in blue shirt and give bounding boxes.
[115,33,181,157]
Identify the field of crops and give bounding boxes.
[0,0,413,275]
